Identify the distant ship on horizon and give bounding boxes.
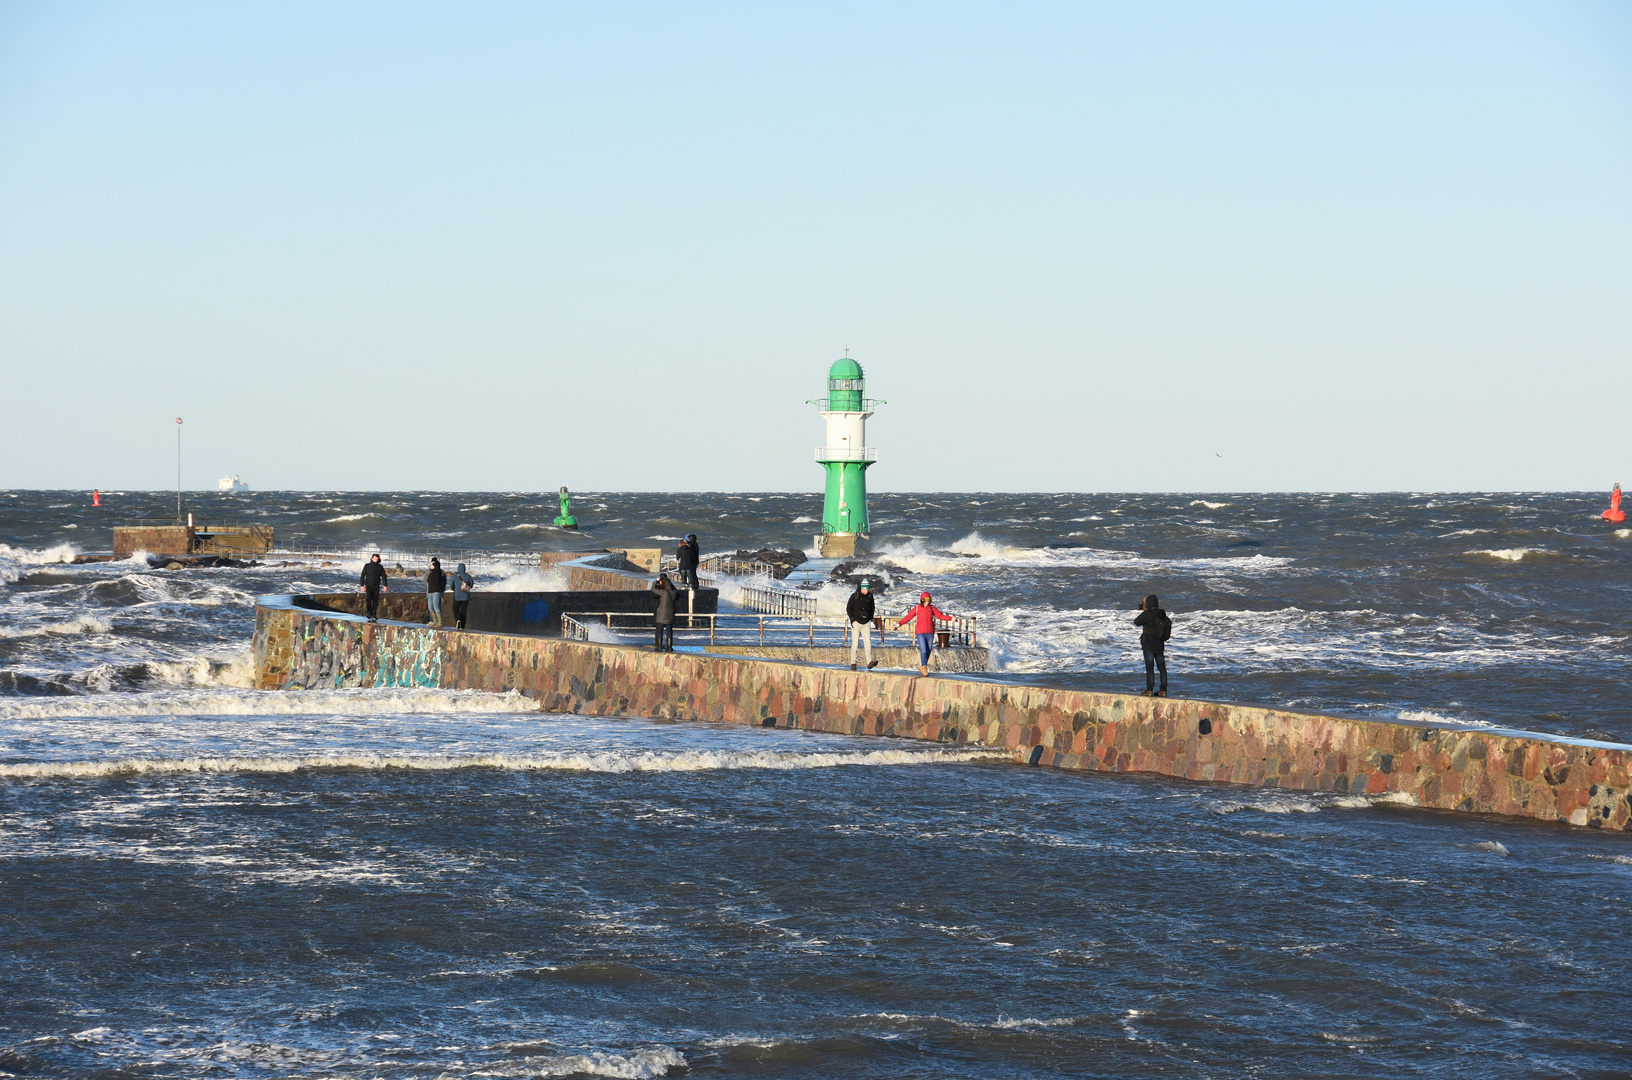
[218,475,249,493]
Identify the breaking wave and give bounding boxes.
[0,744,1007,780]
[0,614,111,639]
[0,687,541,720]
[0,542,79,585]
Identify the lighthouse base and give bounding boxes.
[816,532,866,559]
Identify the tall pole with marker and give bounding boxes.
[175,417,183,524]
[810,354,882,558]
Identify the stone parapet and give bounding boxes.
[253,596,1632,831]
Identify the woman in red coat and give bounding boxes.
[896,591,951,676]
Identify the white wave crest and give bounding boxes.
[0,614,112,639]
[1469,841,1510,856]
[482,565,570,591]
[1189,500,1231,509]
[1463,547,1556,562]
[1615,529,1631,539]
[0,744,1007,780]
[462,1047,686,1079]
[1212,790,1417,815]
[144,652,257,689]
[0,542,80,584]
[1398,709,1497,728]
[0,687,541,720]
[872,532,1293,577]
[323,513,380,523]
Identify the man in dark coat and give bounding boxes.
[651,572,679,652]
[425,557,446,628]
[846,578,877,670]
[1133,593,1171,697]
[676,534,700,591]
[359,553,388,623]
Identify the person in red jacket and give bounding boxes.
[896,591,951,676]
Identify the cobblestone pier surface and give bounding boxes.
[255,595,1632,831]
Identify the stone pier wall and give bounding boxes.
[254,596,1632,832]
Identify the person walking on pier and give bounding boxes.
[676,534,701,591]
[652,572,679,652]
[1134,594,1172,697]
[359,553,388,623]
[897,591,951,677]
[450,563,474,630]
[425,558,446,628]
[847,578,878,670]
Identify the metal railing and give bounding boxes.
[814,446,877,462]
[734,584,818,618]
[562,611,977,648]
[698,555,784,578]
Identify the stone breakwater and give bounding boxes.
[255,596,1632,831]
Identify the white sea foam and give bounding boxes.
[1398,709,1497,728]
[483,565,570,591]
[1211,790,1417,816]
[0,744,1006,780]
[0,614,112,639]
[1463,547,1557,562]
[144,652,258,689]
[0,687,541,720]
[1189,500,1231,509]
[458,1047,686,1078]
[792,516,815,523]
[0,542,80,584]
[1615,529,1631,539]
[873,532,1292,577]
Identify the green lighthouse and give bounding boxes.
[811,356,882,558]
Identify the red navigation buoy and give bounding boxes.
[1603,483,1625,523]
[92,489,101,507]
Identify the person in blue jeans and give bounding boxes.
[896,591,951,676]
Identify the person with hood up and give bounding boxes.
[651,572,679,651]
[1133,594,1172,697]
[425,557,446,628]
[676,534,701,591]
[358,553,388,623]
[450,563,474,630]
[896,591,951,677]
[846,578,878,671]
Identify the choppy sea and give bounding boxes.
[2,489,1629,1077]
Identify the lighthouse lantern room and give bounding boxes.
[811,356,882,558]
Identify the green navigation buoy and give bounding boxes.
[809,355,882,558]
[553,485,579,529]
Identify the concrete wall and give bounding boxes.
[112,524,273,556]
[253,596,1632,832]
[113,525,191,556]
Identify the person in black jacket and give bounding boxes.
[1133,594,1171,697]
[425,557,446,628]
[846,578,877,670]
[359,553,388,623]
[676,534,700,591]
[651,573,679,651]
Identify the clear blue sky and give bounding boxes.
[1,2,1627,492]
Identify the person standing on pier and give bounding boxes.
[450,563,474,630]
[896,591,951,677]
[676,534,701,591]
[846,578,878,670]
[1134,594,1172,698]
[425,558,446,628]
[359,553,388,623]
[651,572,679,651]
